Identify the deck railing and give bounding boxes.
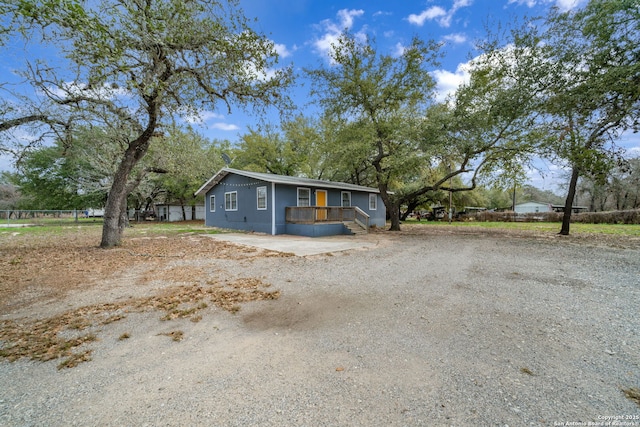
[353,206,369,230]
[285,206,369,230]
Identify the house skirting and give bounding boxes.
[285,223,350,237]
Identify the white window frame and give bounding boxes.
[257,186,267,210]
[225,191,238,211]
[297,188,311,207]
[209,195,216,212]
[369,194,377,210]
[341,191,351,207]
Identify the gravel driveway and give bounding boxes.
[1,228,639,426]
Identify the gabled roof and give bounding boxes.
[195,168,381,196]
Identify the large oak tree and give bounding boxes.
[2,0,293,247]
[533,0,640,234]
[306,32,543,230]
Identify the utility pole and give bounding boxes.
[512,180,517,222]
[448,163,453,224]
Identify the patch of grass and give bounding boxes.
[159,330,184,342]
[414,221,640,236]
[0,221,223,242]
[0,279,279,368]
[622,387,640,407]
[57,350,93,370]
[118,333,131,340]
[160,306,198,321]
[0,312,99,365]
[520,367,536,376]
[8,257,22,265]
[125,222,222,237]
[102,314,127,325]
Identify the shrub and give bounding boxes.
[467,209,640,224]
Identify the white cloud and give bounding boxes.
[313,9,366,63]
[507,0,537,7]
[454,0,473,6]
[199,111,224,121]
[337,9,364,29]
[507,0,587,12]
[314,32,341,59]
[373,11,392,18]
[180,108,224,124]
[274,43,292,58]
[407,1,472,28]
[618,130,640,158]
[210,123,240,131]
[443,33,468,44]
[407,6,447,26]
[627,146,640,158]
[393,42,407,57]
[554,0,587,12]
[432,61,472,102]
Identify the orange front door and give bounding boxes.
[316,190,327,221]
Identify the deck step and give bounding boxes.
[343,221,367,235]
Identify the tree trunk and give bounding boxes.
[100,137,152,248]
[101,162,132,247]
[388,201,401,231]
[559,166,580,236]
[401,200,419,221]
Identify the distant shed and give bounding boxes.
[515,201,588,214]
[155,204,205,222]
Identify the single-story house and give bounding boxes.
[194,168,386,237]
[515,201,588,214]
[155,204,205,222]
[514,201,554,214]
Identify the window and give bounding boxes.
[257,186,267,210]
[369,194,377,210]
[209,195,216,212]
[297,188,311,207]
[225,191,237,211]
[341,191,351,207]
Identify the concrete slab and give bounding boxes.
[203,233,377,256]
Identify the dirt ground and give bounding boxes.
[1,225,639,426]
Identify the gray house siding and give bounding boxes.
[351,192,386,227]
[205,174,273,234]
[198,168,386,235]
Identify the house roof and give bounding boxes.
[195,168,382,196]
[515,201,552,207]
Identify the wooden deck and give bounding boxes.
[285,206,369,232]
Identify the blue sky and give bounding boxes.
[3,0,638,191]
[223,0,591,134]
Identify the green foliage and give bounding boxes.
[578,157,640,211]
[9,140,105,209]
[147,128,227,208]
[305,32,443,229]
[535,0,639,233]
[233,124,303,176]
